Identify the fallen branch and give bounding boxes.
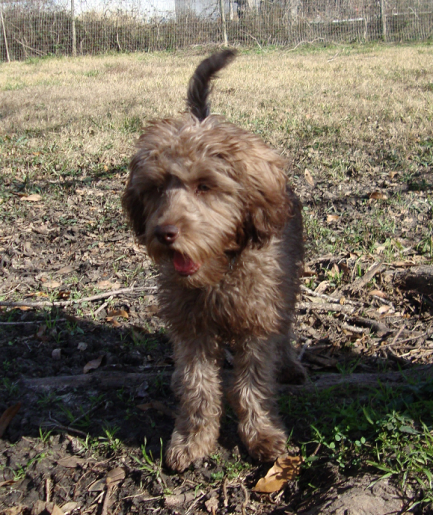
[19,365,433,394]
[346,316,390,336]
[351,261,384,293]
[0,286,156,309]
[20,370,171,392]
[279,364,433,393]
[298,301,356,314]
[301,285,362,307]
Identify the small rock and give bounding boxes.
[52,349,62,360]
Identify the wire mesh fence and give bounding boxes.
[1,0,433,61]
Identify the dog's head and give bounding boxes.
[122,51,293,287]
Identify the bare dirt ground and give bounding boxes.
[1,44,432,515]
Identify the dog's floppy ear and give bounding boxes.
[122,157,147,243]
[239,150,293,247]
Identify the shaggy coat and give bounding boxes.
[123,50,306,472]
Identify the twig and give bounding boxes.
[351,261,384,292]
[0,319,66,325]
[101,481,116,515]
[44,417,88,437]
[298,301,356,314]
[45,478,51,503]
[287,37,325,52]
[347,316,390,336]
[0,286,155,309]
[327,51,339,62]
[121,494,161,501]
[70,400,105,427]
[239,30,262,49]
[240,482,249,515]
[223,478,229,507]
[383,325,405,349]
[185,492,206,515]
[385,332,428,347]
[94,299,111,317]
[301,285,362,307]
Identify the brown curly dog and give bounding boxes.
[122,50,306,472]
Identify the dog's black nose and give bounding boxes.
[155,224,179,244]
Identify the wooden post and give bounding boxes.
[379,0,386,41]
[219,0,228,46]
[71,0,77,57]
[1,9,11,63]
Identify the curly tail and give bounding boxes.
[186,49,237,122]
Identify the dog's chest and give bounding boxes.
[160,263,284,339]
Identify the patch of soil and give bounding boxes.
[0,168,432,514]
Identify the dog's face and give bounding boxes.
[123,114,291,288]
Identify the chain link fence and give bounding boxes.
[1,0,432,61]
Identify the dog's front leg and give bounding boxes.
[230,338,287,462]
[166,338,223,472]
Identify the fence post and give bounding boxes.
[71,0,77,56]
[1,9,10,62]
[379,0,386,41]
[219,0,228,46]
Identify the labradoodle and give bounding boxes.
[122,49,306,472]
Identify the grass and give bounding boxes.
[280,379,433,507]
[1,43,433,510]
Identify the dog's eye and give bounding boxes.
[196,183,211,194]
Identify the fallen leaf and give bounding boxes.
[36,325,48,342]
[370,289,387,298]
[2,504,24,514]
[57,456,86,468]
[33,225,49,235]
[369,191,388,200]
[327,214,340,222]
[51,506,64,515]
[106,467,126,484]
[106,309,129,319]
[377,305,390,314]
[96,280,121,291]
[304,169,315,187]
[205,497,218,513]
[315,280,330,294]
[21,194,42,202]
[57,291,70,300]
[0,403,21,438]
[253,454,302,493]
[60,502,79,513]
[88,478,106,492]
[57,265,76,275]
[83,355,104,374]
[43,280,62,289]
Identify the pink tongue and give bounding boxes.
[173,252,200,275]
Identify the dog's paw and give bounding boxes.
[165,443,195,472]
[165,429,216,472]
[243,427,288,463]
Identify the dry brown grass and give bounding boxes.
[1,44,433,179]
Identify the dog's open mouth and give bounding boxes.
[173,251,201,276]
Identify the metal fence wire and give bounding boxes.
[1,0,433,61]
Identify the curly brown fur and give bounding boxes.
[122,50,306,472]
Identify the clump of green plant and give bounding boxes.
[293,381,433,508]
